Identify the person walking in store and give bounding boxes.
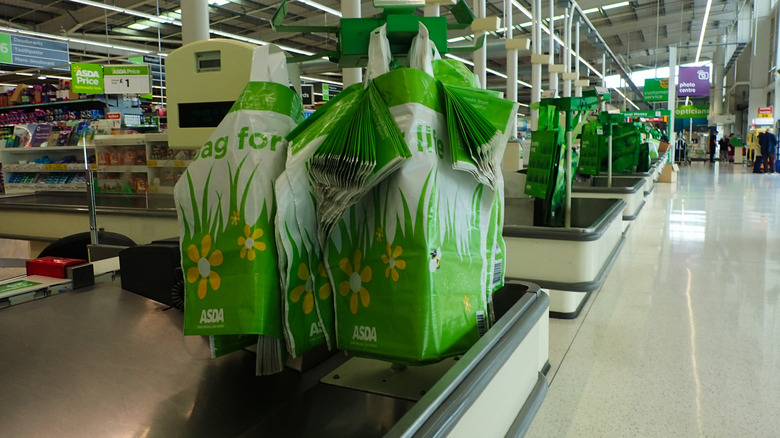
[708,128,718,163]
[719,134,730,162]
[727,133,737,162]
[754,130,765,173]
[762,128,778,173]
[675,133,687,164]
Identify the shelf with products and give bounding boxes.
[4,171,88,194]
[0,99,109,126]
[93,133,189,197]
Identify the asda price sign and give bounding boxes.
[70,62,104,94]
[103,64,151,94]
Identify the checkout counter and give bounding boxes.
[0,270,549,437]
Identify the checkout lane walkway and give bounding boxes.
[527,162,780,437]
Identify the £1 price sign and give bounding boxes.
[103,64,151,95]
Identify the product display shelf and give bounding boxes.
[503,197,627,319]
[94,133,186,195]
[0,97,108,113]
[1,144,95,194]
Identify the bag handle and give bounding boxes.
[363,24,393,87]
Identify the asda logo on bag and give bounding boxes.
[416,124,444,159]
[353,325,377,342]
[200,308,224,324]
[193,126,284,161]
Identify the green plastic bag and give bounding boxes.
[276,83,364,358]
[174,46,303,343]
[324,67,518,364]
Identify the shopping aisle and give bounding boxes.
[527,163,780,437]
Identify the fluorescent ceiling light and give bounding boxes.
[602,1,629,10]
[695,0,713,62]
[208,0,231,5]
[301,75,342,86]
[582,8,599,14]
[298,0,342,17]
[128,23,151,30]
[38,75,47,79]
[16,72,34,76]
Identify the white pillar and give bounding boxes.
[474,0,487,88]
[531,0,542,130]
[600,53,606,112]
[342,0,362,86]
[748,4,771,126]
[668,46,677,161]
[711,36,725,117]
[562,9,571,98]
[574,19,581,97]
[182,0,209,45]
[774,5,780,134]
[505,0,517,137]
[548,0,558,97]
[423,4,440,16]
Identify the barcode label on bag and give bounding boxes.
[476,311,487,337]
[490,258,503,288]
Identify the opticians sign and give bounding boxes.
[0,32,70,70]
[677,66,710,97]
[675,104,710,119]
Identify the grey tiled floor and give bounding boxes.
[528,162,780,437]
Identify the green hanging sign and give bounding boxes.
[675,104,709,119]
[643,78,669,102]
[70,62,103,94]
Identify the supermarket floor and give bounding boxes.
[526,162,780,437]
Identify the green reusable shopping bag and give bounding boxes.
[324,66,518,364]
[276,82,363,358]
[174,46,303,343]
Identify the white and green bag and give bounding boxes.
[174,45,303,341]
[319,26,517,364]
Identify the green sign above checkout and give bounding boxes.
[675,105,709,119]
[643,78,669,102]
[70,62,104,94]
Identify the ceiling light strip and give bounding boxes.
[694,0,713,62]
[298,0,342,17]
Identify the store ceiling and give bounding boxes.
[0,0,743,107]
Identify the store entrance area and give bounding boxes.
[527,163,780,436]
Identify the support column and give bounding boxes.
[505,0,517,137]
[562,9,571,98]
[574,19,581,97]
[548,0,558,97]
[668,46,677,162]
[748,3,771,128]
[423,4,440,16]
[531,0,542,129]
[342,0,362,86]
[474,0,487,88]
[774,4,780,134]
[600,53,606,112]
[182,0,209,45]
